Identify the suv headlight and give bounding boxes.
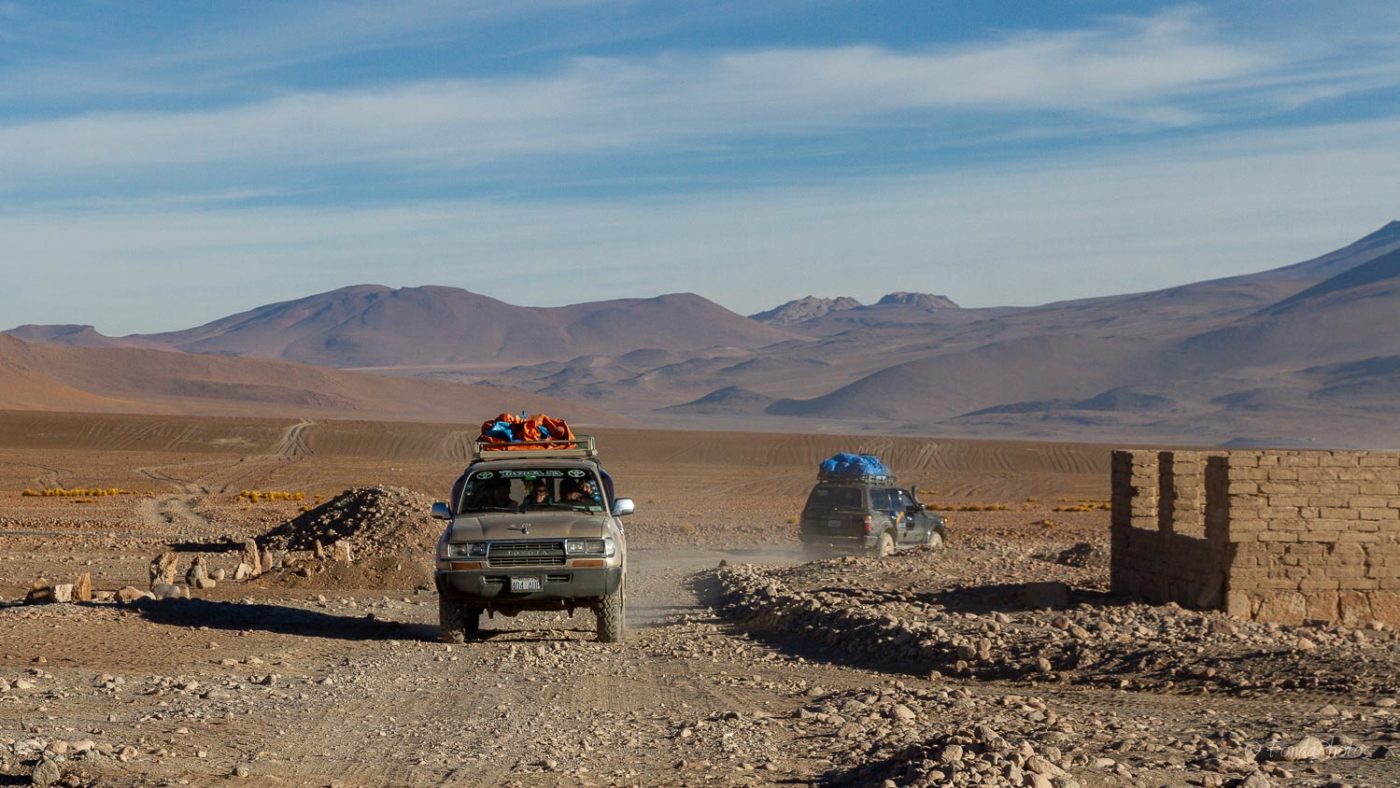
[448,542,488,558]
[565,538,615,557]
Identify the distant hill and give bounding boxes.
[9,287,798,368]
[8,223,1400,447]
[874,292,959,309]
[750,296,861,325]
[7,324,155,350]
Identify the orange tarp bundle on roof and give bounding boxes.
[479,412,576,450]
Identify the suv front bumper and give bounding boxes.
[435,565,621,602]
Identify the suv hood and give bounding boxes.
[448,512,608,542]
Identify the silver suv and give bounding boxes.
[431,436,632,643]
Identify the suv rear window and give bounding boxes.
[804,484,863,511]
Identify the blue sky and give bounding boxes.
[2,1,1399,334]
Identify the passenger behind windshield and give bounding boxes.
[563,479,598,503]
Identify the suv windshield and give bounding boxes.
[803,483,863,512]
[458,467,605,514]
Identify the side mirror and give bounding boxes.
[430,501,453,521]
[610,498,635,517]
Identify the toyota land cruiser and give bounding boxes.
[431,436,632,643]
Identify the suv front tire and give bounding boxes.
[595,578,625,643]
[439,591,480,643]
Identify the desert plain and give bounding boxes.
[0,411,1395,787]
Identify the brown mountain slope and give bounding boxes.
[1177,246,1400,370]
[39,286,800,368]
[0,335,625,425]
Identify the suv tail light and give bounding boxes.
[862,514,873,533]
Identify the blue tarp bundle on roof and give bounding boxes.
[819,453,889,479]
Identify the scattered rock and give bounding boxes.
[73,571,93,603]
[187,556,216,589]
[24,577,55,605]
[152,583,187,600]
[150,551,179,587]
[30,756,62,787]
[115,585,152,604]
[242,538,263,576]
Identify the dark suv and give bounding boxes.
[799,478,946,557]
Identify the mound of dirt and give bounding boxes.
[258,486,440,560]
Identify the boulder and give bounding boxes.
[234,562,253,581]
[30,757,62,788]
[51,583,74,604]
[150,552,179,588]
[73,572,93,603]
[24,578,55,605]
[186,556,216,589]
[152,583,187,600]
[242,539,262,577]
[115,586,149,604]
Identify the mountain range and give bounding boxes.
[8,222,1400,448]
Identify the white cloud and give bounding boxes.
[2,116,1396,333]
[0,8,1336,176]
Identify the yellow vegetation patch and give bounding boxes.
[22,487,136,497]
[238,490,307,503]
[928,502,1010,512]
[1052,499,1111,512]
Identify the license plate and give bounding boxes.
[828,519,843,528]
[509,576,542,593]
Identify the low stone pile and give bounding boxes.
[258,486,438,562]
[712,557,1400,695]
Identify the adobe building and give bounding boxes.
[1111,449,1400,627]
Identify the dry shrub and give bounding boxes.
[22,487,135,497]
[238,490,307,503]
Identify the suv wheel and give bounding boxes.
[595,576,625,643]
[438,592,480,643]
[873,531,895,558]
[923,528,944,549]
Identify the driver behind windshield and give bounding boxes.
[464,478,514,510]
[523,479,553,510]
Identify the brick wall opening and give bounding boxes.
[1111,449,1400,627]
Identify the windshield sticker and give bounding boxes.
[567,469,586,477]
[475,471,494,479]
[484,469,569,479]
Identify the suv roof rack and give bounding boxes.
[471,434,598,461]
[817,471,896,484]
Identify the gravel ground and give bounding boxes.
[1,427,1397,787]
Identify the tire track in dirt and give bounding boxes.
[26,463,71,489]
[272,420,315,459]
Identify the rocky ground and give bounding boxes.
[0,438,1397,786]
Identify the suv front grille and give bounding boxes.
[488,541,566,567]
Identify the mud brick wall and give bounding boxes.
[1111,449,1400,627]
[1110,450,1227,610]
